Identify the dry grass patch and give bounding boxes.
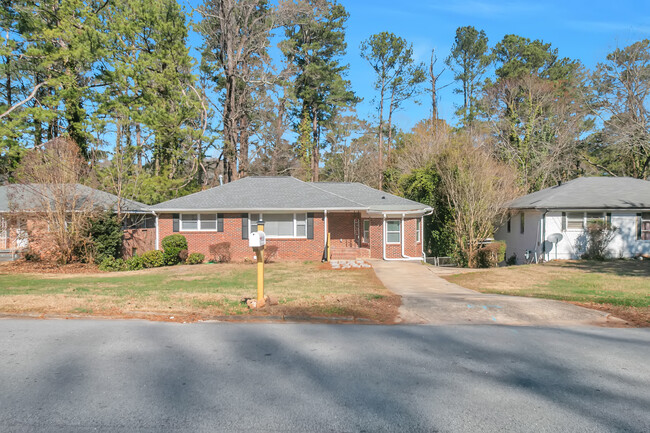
[0,262,398,323]
[445,260,650,327]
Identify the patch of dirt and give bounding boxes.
[0,260,101,274]
[570,302,650,328]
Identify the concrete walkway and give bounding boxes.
[370,260,619,326]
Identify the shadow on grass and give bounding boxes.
[555,260,650,278]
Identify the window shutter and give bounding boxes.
[638,213,642,240]
[307,213,314,239]
[242,214,248,240]
[606,213,612,228]
[562,212,566,231]
[217,214,224,232]
[172,214,179,232]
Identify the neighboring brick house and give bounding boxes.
[150,176,432,262]
[0,184,154,261]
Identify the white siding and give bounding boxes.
[495,210,544,264]
[497,210,650,262]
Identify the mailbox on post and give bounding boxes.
[249,231,266,248]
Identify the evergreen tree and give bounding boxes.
[281,0,357,182]
[445,26,491,127]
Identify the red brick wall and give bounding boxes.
[368,216,422,259]
[157,212,327,262]
[328,212,360,248]
[123,229,156,257]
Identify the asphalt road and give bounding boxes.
[1,320,649,433]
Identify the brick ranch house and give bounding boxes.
[150,176,433,262]
[0,184,155,261]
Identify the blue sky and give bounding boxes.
[184,0,650,131]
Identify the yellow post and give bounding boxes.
[256,221,265,307]
[327,232,331,262]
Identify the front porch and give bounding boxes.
[327,211,371,260]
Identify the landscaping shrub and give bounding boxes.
[506,253,517,266]
[126,255,144,271]
[186,252,205,265]
[179,249,189,263]
[86,213,123,263]
[161,234,188,265]
[582,222,616,261]
[209,242,231,263]
[99,256,126,272]
[473,241,507,268]
[140,250,165,268]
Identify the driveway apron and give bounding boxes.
[370,260,618,326]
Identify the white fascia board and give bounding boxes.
[149,207,369,213]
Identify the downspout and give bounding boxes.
[541,209,547,262]
[400,213,421,260]
[152,211,159,251]
[323,210,328,248]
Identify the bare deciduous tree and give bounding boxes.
[435,133,521,267]
[482,74,589,191]
[589,40,650,179]
[10,137,98,263]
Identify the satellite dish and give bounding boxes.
[547,233,563,260]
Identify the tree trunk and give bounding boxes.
[387,89,395,167]
[311,105,319,182]
[136,123,142,170]
[378,81,385,190]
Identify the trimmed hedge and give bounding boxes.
[473,241,507,268]
[186,252,205,265]
[99,257,126,272]
[162,234,188,265]
[141,250,165,268]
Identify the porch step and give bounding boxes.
[330,247,370,260]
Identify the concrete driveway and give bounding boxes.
[370,260,620,326]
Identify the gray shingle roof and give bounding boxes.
[151,177,431,212]
[0,184,150,213]
[508,177,650,210]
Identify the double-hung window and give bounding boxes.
[415,219,421,243]
[250,213,307,238]
[386,220,401,244]
[566,212,584,230]
[638,213,650,241]
[180,214,218,231]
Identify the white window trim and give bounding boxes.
[179,213,220,232]
[415,219,421,243]
[249,213,308,239]
[566,212,608,232]
[385,219,401,244]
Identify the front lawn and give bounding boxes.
[445,260,650,326]
[0,262,398,323]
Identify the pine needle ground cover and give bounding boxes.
[445,260,650,327]
[0,262,398,323]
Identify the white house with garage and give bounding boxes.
[495,177,650,263]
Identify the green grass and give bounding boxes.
[0,262,396,321]
[446,260,650,308]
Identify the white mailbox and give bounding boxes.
[249,231,266,248]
